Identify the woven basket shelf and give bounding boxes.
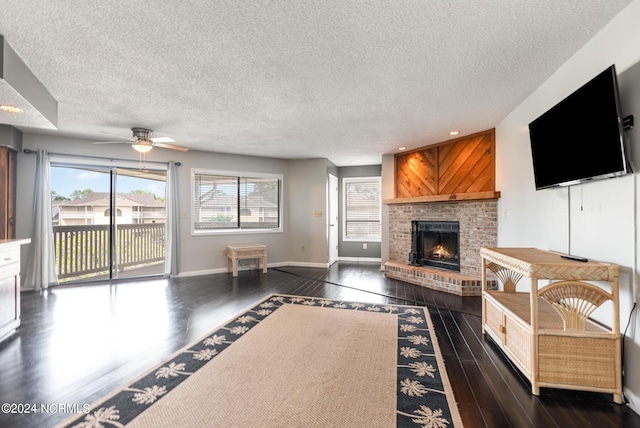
[480,247,622,403]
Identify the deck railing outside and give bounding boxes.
[53,223,165,281]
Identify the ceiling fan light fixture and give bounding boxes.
[92,127,186,151]
[132,140,153,153]
[0,104,23,113]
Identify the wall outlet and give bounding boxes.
[363,243,368,249]
[301,245,305,251]
[222,249,227,256]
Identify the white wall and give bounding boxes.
[496,0,640,412]
[16,133,336,277]
[287,158,337,267]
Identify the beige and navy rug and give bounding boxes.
[59,294,462,427]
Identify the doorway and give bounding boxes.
[50,164,167,283]
[328,173,339,265]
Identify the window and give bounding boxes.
[192,169,283,234]
[343,177,381,241]
[104,208,122,217]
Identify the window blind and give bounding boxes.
[193,171,281,232]
[344,177,381,241]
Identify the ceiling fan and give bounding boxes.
[92,128,189,153]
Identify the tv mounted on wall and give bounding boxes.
[528,64,631,190]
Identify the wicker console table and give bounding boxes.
[480,247,622,403]
[226,244,268,277]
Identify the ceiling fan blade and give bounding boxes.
[153,142,189,152]
[150,136,176,143]
[100,130,135,141]
[92,140,131,145]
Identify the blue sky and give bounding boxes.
[50,166,166,198]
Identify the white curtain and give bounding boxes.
[164,161,180,276]
[24,149,59,290]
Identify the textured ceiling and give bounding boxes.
[0,1,633,166]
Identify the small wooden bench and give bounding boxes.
[226,244,268,277]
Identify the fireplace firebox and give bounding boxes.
[410,221,460,272]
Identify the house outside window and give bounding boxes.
[342,176,381,242]
[53,193,165,226]
[191,169,283,235]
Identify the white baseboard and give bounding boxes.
[285,261,331,268]
[174,260,331,277]
[337,257,382,263]
[175,267,228,277]
[624,386,639,415]
[39,259,386,282]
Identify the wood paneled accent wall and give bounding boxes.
[394,129,496,200]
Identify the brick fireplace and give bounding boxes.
[384,200,498,296]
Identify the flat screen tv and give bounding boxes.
[528,65,631,190]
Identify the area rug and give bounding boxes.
[58,294,463,427]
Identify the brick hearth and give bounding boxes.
[384,200,498,296]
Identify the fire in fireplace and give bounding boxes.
[410,221,460,272]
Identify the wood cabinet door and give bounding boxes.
[0,146,17,240]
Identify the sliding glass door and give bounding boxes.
[50,164,167,283]
[113,168,166,279]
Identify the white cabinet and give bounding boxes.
[0,239,30,343]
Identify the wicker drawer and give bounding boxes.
[484,295,504,345]
[504,314,531,372]
[538,335,617,389]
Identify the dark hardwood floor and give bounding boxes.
[0,262,638,427]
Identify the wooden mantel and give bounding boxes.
[384,190,500,205]
[393,129,498,203]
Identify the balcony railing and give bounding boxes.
[53,223,165,281]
